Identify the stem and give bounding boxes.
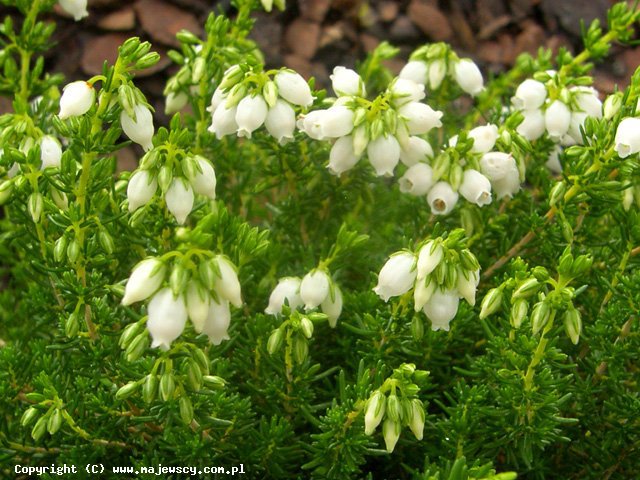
[599,244,631,312]
[523,318,554,391]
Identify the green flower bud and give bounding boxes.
[0,180,13,204]
[116,381,139,400]
[382,418,401,452]
[54,236,67,263]
[408,398,425,440]
[549,181,566,207]
[31,416,48,441]
[142,374,158,404]
[512,278,539,299]
[267,328,284,355]
[262,80,278,108]
[300,317,314,339]
[293,335,308,364]
[21,407,39,427]
[411,316,424,340]
[160,373,176,401]
[28,192,43,222]
[65,312,79,337]
[531,301,551,335]
[510,298,528,329]
[479,287,503,319]
[386,394,402,422]
[179,396,194,425]
[190,57,205,83]
[203,375,226,389]
[564,307,582,344]
[47,409,62,435]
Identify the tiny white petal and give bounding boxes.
[545,100,571,141]
[186,156,216,199]
[187,282,210,333]
[265,99,296,144]
[390,78,425,106]
[59,0,88,21]
[399,102,443,135]
[416,241,442,279]
[614,117,640,158]
[320,105,354,138]
[517,109,546,141]
[545,146,563,174]
[427,59,446,90]
[213,256,243,308]
[202,297,231,345]
[479,151,516,181]
[208,104,238,139]
[513,79,547,110]
[321,285,343,328]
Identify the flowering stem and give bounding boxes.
[523,318,554,392]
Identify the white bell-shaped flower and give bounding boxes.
[165,91,189,115]
[330,66,364,97]
[235,94,268,138]
[383,418,401,453]
[201,297,231,345]
[491,166,521,199]
[399,136,433,166]
[414,276,436,311]
[373,252,417,302]
[390,78,425,106]
[186,281,210,333]
[567,112,587,145]
[265,99,296,144]
[364,391,386,435]
[208,104,238,139]
[469,124,498,153]
[213,256,242,308]
[121,104,154,152]
[427,59,446,90]
[416,240,443,279]
[298,110,327,140]
[459,169,492,206]
[165,178,194,225]
[614,117,640,158]
[479,152,515,181]
[399,102,443,135]
[319,105,354,138]
[517,109,545,141]
[40,135,62,169]
[571,86,602,118]
[59,0,88,21]
[454,59,483,96]
[185,155,216,199]
[147,288,188,350]
[207,86,227,113]
[127,170,157,212]
[265,277,303,315]
[399,60,428,85]
[512,79,547,110]
[423,288,460,331]
[321,285,343,328]
[457,268,479,306]
[274,70,313,107]
[328,135,360,176]
[427,181,459,215]
[545,100,571,141]
[367,134,401,176]
[300,270,331,310]
[398,163,433,196]
[59,81,95,119]
[121,257,166,306]
[545,146,563,174]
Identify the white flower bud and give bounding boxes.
[147,288,187,350]
[298,110,327,140]
[409,399,425,440]
[603,93,622,120]
[479,152,515,181]
[367,134,400,176]
[300,270,331,310]
[274,70,313,107]
[59,0,88,21]
[545,100,571,141]
[423,288,460,331]
[390,78,425,106]
[516,108,545,141]
[51,188,68,210]
[459,169,492,206]
[330,66,365,97]
[235,94,268,138]
[469,124,498,153]
[352,125,369,156]
[320,105,354,138]
[364,391,386,435]
[202,297,231,345]
[399,60,427,86]
[185,156,216,199]
[614,117,640,158]
[262,99,295,145]
[398,163,433,196]
[399,102,443,135]
[321,284,343,328]
[121,104,154,152]
[512,79,547,110]
[373,252,417,302]
[382,418,401,453]
[566,112,587,145]
[213,256,242,308]
[165,178,194,224]
[457,268,479,306]
[571,86,602,118]
[328,135,361,176]
[265,277,303,315]
[454,59,483,96]
[207,86,227,113]
[127,170,157,212]
[7,162,20,178]
[545,146,563,174]
[492,166,521,199]
[40,135,62,169]
[413,276,436,311]
[427,181,459,215]
[416,241,442,279]
[399,136,433,166]
[427,59,446,90]
[187,281,210,333]
[122,257,166,306]
[165,91,188,115]
[208,104,238,139]
[58,81,95,119]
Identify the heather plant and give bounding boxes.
[1,0,639,478]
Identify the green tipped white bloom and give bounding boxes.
[328,135,360,176]
[416,241,442,279]
[368,134,401,177]
[364,390,386,435]
[399,163,434,196]
[427,181,459,215]
[121,104,154,152]
[121,258,166,306]
[454,58,483,96]
[382,418,401,452]
[185,156,216,199]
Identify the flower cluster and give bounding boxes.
[127,154,216,224]
[121,254,242,349]
[298,66,443,177]
[374,230,480,331]
[399,43,484,96]
[265,269,343,327]
[362,363,428,452]
[208,65,313,143]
